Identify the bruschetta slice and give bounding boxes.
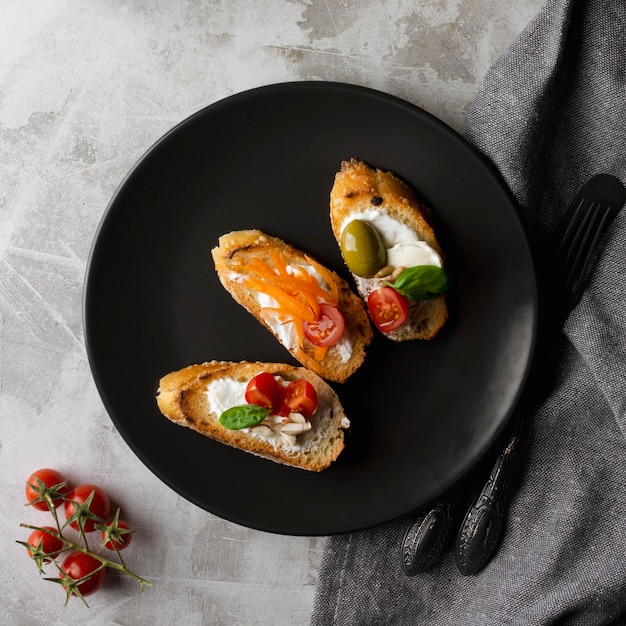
[330,159,449,340]
[156,361,350,471]
[211,230,372,382]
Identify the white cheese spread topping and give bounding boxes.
[206,377,248,417]
[386,241,442,269]
[232,263,354,363]
[340,209,442,298]
[206,375,336,451]
[340,209,442,266]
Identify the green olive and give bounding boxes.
[340,219,386,277]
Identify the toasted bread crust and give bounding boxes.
[211,230,372,382]
[330,159,448,341]
[156,361,350,471]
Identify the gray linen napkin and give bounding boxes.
[310,0,626,624]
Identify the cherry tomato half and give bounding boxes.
[303,303,345,347]
[367,287,409,333]
[60,551,106,597]
[64,484,111,532]
[25,468,70,510]
[102,519,133,551]
[26,526,64,562]
[245,372,281,410]
[281,379,318,418]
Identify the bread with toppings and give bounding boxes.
[330,158,448,341]
[156,361,350,471]
[211,229,372,383]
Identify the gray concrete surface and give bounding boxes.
[1,1,544,624]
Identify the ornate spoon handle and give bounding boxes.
[454,428,520,575]
[402,499,456,575]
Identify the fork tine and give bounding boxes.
[557,198,612,311]
[558,198,592,280]
[553,174,626,311]
[568,203,612,302]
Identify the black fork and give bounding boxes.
[402,173,626,577]
[554,173,626,313]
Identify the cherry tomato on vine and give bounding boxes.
[64,484,111,532]
[281,379,318,418]
[303,303,345,347]
[25,468,70,510]
[367,286,409,333]
[60,551,106,596]
[102,519,133,551]
[26,526,64,562]
[245,372,281,410]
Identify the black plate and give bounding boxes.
[84,82,537,536]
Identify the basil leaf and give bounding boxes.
[388,265,451,301]
[219,405,271,430]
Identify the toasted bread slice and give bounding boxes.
[330,158,448,341]
[211,230,372,383]
[156,361,350,471]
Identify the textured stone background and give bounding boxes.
[1,1,543,624]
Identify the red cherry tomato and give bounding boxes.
[272,400,292,418]
[60,551,106,597]
[303,303,345,347]
[245,372,281,409]
[102,519,133,551]
[64,484,111,532]
[25,468,70,510]
[281,379,318,418]
[26,526,64,562]
[367,287,409,333]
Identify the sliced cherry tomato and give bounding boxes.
[60,551,106,597]
[245,372,281,410]
[281,379,318,418]
[64,484,111,533]
[367,286,409,333]
[272,401,292,418]
[25,468,70,510]
[102,519,133,551]
[26,526,64,562]
[303,303,345,347]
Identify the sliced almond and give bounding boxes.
[374,264,394,278]
[281,432,297,446]
[390,266,406,282]
[250,424,274,438]
[281,421,312,435]
[289,412,306,424]
[263,415,288,427]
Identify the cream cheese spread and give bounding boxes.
[206,377,248,417]
[340,209,442,266]
[340,209,442,298]
[206,375,335,451]
[231,263,354,363]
